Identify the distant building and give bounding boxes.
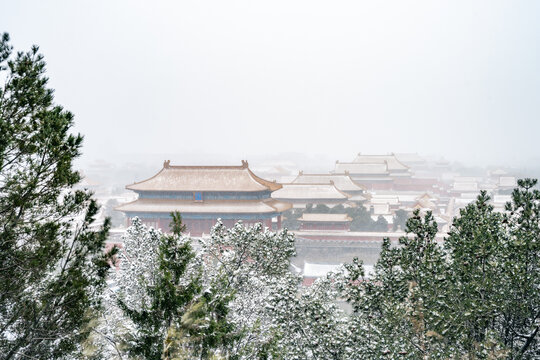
[394,153,427,168]
[116,160,291,236]
[333,153,411,190]
[271,182,351,208]
[292,172,368,202]
[298,213,352,231]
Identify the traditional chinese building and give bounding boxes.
[271,182,351,209]
[333,153,412,190]
[116,160,291,236]
[292,171,368,202]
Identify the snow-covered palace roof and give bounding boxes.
[292,172,366,192]
[126,160,282,192]
[352,153,410,171]
[271,183,350,200]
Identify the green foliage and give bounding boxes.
[373,215,389,232]
[0,33,116,359]
[393,209,409,231]
[344,180,540,358]
[282,203,388,232]
[281,208,303,230]
[103,198,126,228]
[119,213,201,360]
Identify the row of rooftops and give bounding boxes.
[333,153,412,176]
[125,154,412,194]
[116,154,519,227]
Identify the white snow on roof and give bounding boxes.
[352,154,409,171]
[293,173,366,192]
[271,183,349,200]
[334,162,388,175]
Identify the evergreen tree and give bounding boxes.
[0,33,116,359]
[393,209,409,231]
[118,213,200,360]
[192,220,296,358]
[345,205,374,231]
[373,215,389,232]
[87,217,164,359]
[442,191,509,357]
[342,181,540,358]
[499,179,540,357]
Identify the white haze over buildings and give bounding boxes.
[2,1,540,170]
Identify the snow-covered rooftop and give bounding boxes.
[271,183,350,200]
[292,172,366,192]
[126,160,282,192]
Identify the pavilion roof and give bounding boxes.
[334,162,389,175]
[292,172,366,192]
[271,183,350,200]
[352,153,410,171]
[347,194,368,202]
[126,160,281,192]
[298,213,352,223]
[394,153,426,165]
[116,198,291,214]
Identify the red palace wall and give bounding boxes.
[131,217,273,236]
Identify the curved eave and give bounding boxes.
[246,168,282,191]
[126,162,282,192]
[126,167,166,191]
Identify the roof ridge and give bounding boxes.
[126,160,282,192]
[282,182,336,185]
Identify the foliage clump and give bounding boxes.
[0,33,116,359]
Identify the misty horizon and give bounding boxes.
[2,0,540,170]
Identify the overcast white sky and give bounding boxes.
[2,1,539,167]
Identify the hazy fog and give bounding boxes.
[2,1,540,168]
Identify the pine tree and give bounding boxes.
[499,179,540,357]
[118,213,200,360]
[342,182,540,358]
[193,220,296,358]
[0,33,116,359]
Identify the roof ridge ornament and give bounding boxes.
[241,160,249,168]
[164,160,171,168]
